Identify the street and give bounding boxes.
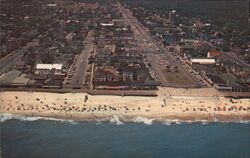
[69,30,94,89]
[116,1,199,87]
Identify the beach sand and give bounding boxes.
[0,91,250,122]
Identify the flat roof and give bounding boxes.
[12,74,30,85]
[100,23,114,26]
[36,64,63,70]
[47,4,57,7]
[191,58,216,63]
[220,73,240,87]
[0,70,22,84]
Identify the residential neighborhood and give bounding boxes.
[0,0,249,93]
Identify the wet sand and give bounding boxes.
[0,91,250,122]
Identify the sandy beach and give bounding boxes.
[0,90,250,122]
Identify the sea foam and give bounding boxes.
[132,116,154,125]
[160,119,182,125]
[0,113,77,124]
[109,115,124,125]
[1,113,249,125]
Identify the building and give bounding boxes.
[112,19,125,26]
[207,73,245,92]
[12,74,30,87]
[0,70,22,87]
[26,74,47,88]
[168,10,176,24]
[143,80,158,89]
[214,84,233,91]
[191,59,216,65]
[122,67,134,81]
[35,64,63,75]
[176,44,194,57]
[42,75,64,89]
[100,23,114,27]
[94,69,119,82]
[94,81,128,90]
[207,51,222,58]
[47,3,57,7]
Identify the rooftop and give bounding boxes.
[36,64,63,70]
[0,70,22,84]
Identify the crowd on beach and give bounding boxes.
[0,92,250,121]
[0,95,153,115]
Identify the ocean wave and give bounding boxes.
[0,113,77,124]
[162,121,172,126]
[158,118,250,125]
[232,120,250,124]
[131,116,154,125]
[109,115,124,125]
[160,119,182,125]
[1,113,249,125]
[0,113,38,122]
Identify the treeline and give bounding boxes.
[121,0,248,28]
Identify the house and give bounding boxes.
[26,74,48,88]
[112,19,125,26]
[94,69,119,82]
[122,67,134,81]
[176,43,194,57]
[207,51,222,58]
[207,73,244,92]
[42,75,64,89]
[136,69,151,81]
[191,64,216,75]
[143,80,158,89]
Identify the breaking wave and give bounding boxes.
[233,120,250,124]
[131,116,154,125]
[159,119,250,125]
[0,113,77,124]
[160,119,181,125]
[109,115,124,125]
[1,113,249,125]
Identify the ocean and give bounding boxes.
[1,115,250,158]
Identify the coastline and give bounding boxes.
[1,112,250,124]
[1,90,250,123]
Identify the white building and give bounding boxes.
[100,23,114,27]
[47,4,57,7]
[191,59,216,65]
[35,64,63,75]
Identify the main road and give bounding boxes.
[116,1,199,87]
[116,1,167,85]
[70,30,94,89]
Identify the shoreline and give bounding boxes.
[1,91,250,123]
[1,112,250,124]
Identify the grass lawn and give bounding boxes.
[163,68,196,86]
